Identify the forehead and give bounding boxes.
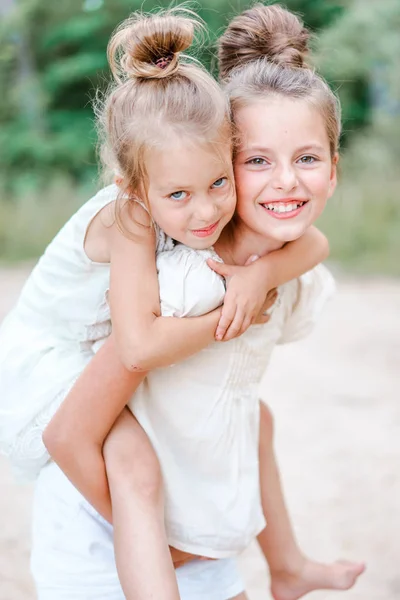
[235,96,330,151]
[145,135,233,189]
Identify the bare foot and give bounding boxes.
[270,558,366,600]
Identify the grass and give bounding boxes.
[0,177,96,263]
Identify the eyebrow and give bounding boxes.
[239,143,327,154]
[157,172,228,193]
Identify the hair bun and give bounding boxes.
[108,9,200,82]
[219,4,310,80]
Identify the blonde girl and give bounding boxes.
[33,4,365,600]
[0,7,328,600]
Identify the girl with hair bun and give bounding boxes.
[0,4,362,600]
[216,3,365,598]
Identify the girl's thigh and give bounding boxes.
[31,462,245,600]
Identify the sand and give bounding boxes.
[0,265,399,600]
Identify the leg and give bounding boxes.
[257,401,365,600]
[103,407,180,600]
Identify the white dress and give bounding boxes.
[0,184,224,481]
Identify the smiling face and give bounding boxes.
[233,96,338,243]
[143,135,236,249]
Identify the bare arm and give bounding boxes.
[251,226,329,289]
[208,226,329,340]
[108,202,222,371]
[43,336,145,522]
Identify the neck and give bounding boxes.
[215,217,285,266]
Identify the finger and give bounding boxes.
[223,308,246,341]
[207,258,234,279]
[239,315,253,335]
[255,313,271,325]
[244,254,260,266]
[215,304,237,340]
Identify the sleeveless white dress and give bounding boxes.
[0,184,224,480]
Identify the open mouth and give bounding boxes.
[260,200,308,219]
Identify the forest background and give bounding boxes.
[0,0,399,274]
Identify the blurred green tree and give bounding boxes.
[0,0,345,194]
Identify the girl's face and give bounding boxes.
[233,96,338,243]
[144,136,236,249]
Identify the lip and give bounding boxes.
[260,199,309,220]
[191,220,220,238]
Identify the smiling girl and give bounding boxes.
[31,4,365,600]
[26,4,367,600]
[0,7,332,600]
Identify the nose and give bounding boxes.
[271,162,298,192]
[193,195,219,224]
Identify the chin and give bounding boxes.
[265,223,310,244]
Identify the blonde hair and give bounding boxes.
[96,7,232,230]
[218,3,341,157]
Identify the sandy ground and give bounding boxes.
[0,265,399,600]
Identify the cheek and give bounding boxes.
[234,167,259,202]
[151,205,183,234]
[305,169,332,196]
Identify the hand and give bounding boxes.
[169,546,207,569]
[254,288,278,324]
[207,255,274,341]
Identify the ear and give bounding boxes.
[328,153,339,198]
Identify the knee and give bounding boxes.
[104,419,163,504]
[259,401,274,441]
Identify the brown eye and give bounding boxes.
[247,157,267,165]
[298,155,316,164]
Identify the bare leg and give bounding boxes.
[104,408,180,600]
[257,401,365,600]
[230,594,248,600]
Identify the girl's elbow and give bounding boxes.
[42,421,68,460]
[121,344,153,372]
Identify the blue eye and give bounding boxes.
[170,190,188,201]
[298,155,316,164]
[211,177,228,189]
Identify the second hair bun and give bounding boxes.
[219,3,310,80]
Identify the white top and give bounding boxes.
[127,262,335,557]
[0,183,335,559]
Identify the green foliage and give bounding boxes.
[0,0,399,274]
[0,0,346,193]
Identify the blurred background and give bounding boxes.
[1,2,400,600]
[0,0,399,271]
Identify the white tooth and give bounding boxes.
[277,205,284,213]
[285,205,293,212]
[290,203,297,211]
[268,204,275,210]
